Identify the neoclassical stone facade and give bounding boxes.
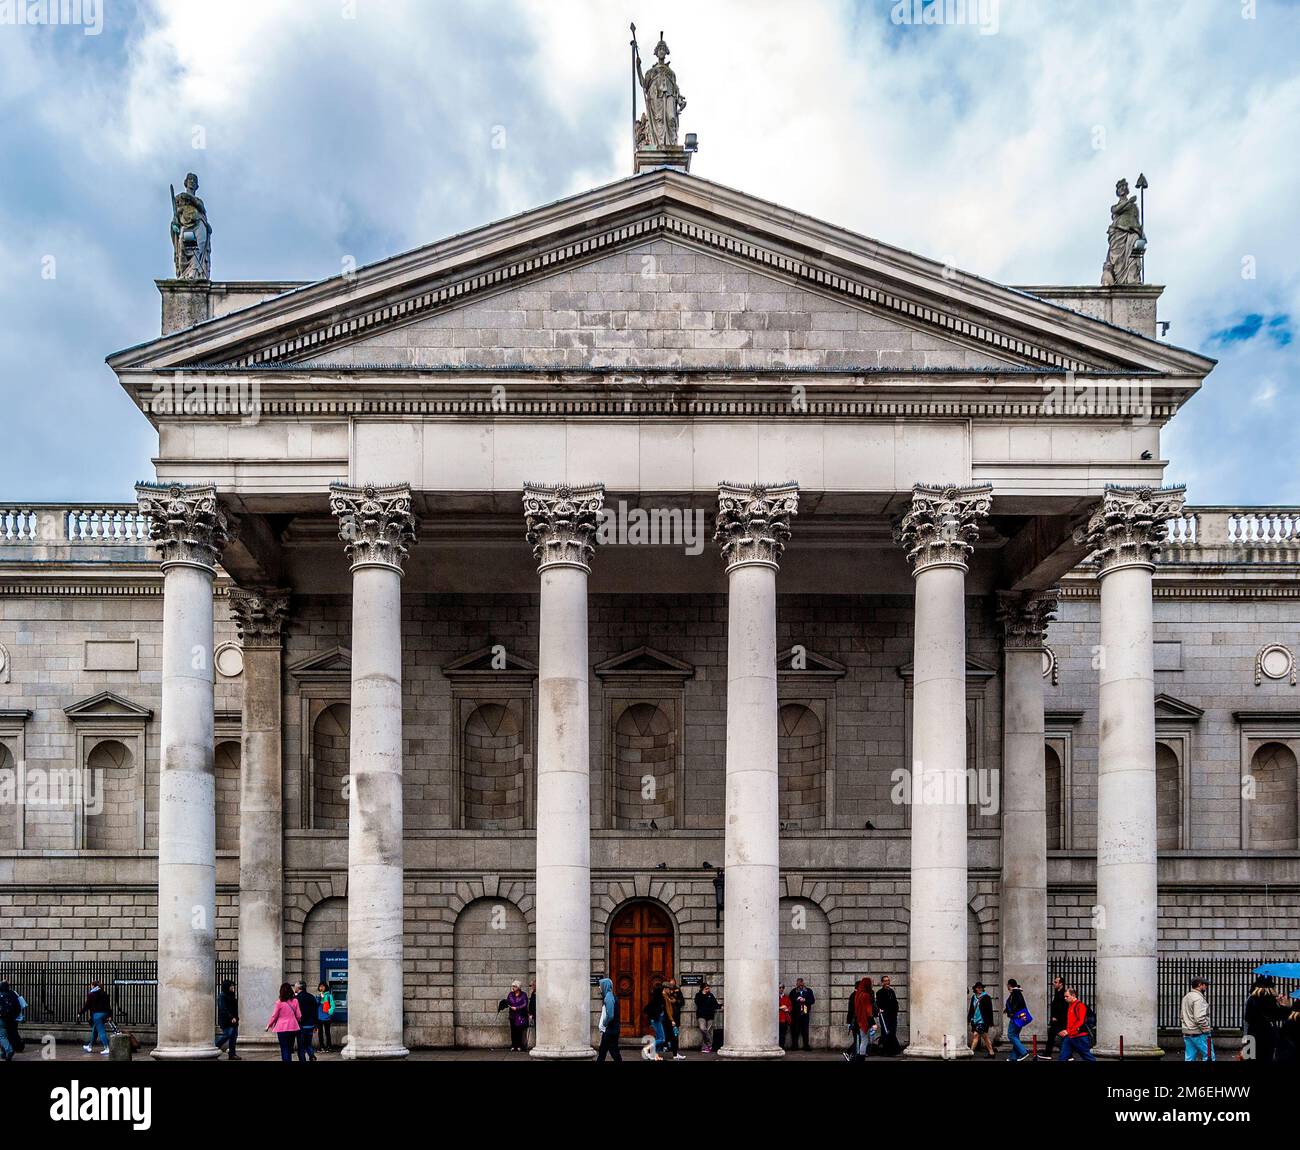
[2,170,1298,1056]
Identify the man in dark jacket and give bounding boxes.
[875,976,901,1055]
[790,979,816,1051]
[293,981,319,1061]
[1043,976,1068,1059]
[0,980,21,1061]
[78,981,112,1054]
[215,979,240,1060]
[968,982,995,1056]
[694,982,720,1053]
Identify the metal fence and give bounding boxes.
[1050,954,1297,1031]
[1,960,237,1029]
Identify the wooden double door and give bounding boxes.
[609,902,674,1036]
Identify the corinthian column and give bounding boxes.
[523,482,604,1059]
[227,586,290,1046]
[714,481,799,1059]
[997,589,1057,1051]
[896,482,990,1058]
[329,483,417,1059]
[135,482,235,1060]
[1083,483,1184,1058]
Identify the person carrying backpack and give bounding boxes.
[1057,986,1097,1061]
[316,982,335,1052]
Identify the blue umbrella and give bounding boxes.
[1253,963,1300,979]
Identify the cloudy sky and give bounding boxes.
[0,0,1296,505]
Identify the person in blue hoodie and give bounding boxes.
[596,977,622,1062]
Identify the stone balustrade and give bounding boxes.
[0,504,151,544]
[1165,507,1300,550]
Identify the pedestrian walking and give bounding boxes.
[1056,986,1096,1061]
[694,981,719,1053]
[506,980,530,1051]
[216,978,240,1060]
[789,978,815,1051]
[645,980,667,1054]
[1043,976,1068,1059]
[294,981,319,1061]
[778,984,792,1050]
[316,982,335,1052]
[0,979,21,1061]
[875,975,901,1056]
[596,977,622,1062]
[845,977,875,1062]
[78,981,112,1055]
[662,979,684,1059]
[266,983,303,1062]
[1180,977,1214,1062]
[968,982,995,1057]
[1004,979,1032,1062]
[1244,975,1290,1063]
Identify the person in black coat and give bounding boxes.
[789,979,816,1051]
[0,980,21,1061]
[215,979,240,1060]
[1044,976,1068,1059]
[875,976,901,1055]
[293,981,319,1062]
[968,982,995,1057]
[1244,977,1292,1063]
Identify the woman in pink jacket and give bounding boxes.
[266,982,302,1062]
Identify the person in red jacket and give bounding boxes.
[1057,987,1097,1061]
[778,984,792,1050]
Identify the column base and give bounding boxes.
[1094,1044,1165,1060]
[903,1041,974,1060]
[717,1044,784,1060]
[529,1044,596,1060]
[150,1043,224,1061]
[340,1039,409,1060]
[234,1032,278,1047]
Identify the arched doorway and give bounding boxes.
[609,901,674,1036]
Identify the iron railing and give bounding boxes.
[0,959,237,1029]
[1050,954,1297,1031]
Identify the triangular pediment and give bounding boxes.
[1155,693,1205,721]
[778,646,847,678]
[594,645,694,680]
[63,691,153,721]
[109,171,1214,380]
[287,646,352,681]
[897,656,997,682]
[442,646,537,679]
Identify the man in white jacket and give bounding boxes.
[1180,977,1214,1061]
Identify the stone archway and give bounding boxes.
[608,899,675,1036]
[452,897,532,1047]
[779,896,831,1048]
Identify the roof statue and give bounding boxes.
[170,172,212,280]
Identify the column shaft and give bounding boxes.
[344,563,408,1058]
[909,564,970,1057]
[533,564,595,1057]
[229,587,289,1045]
[1095,563,1159,1055]
[998,591,1055,1050]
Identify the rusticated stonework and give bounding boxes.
[997,589,1059,650]
[522,482,605,571]
[227,587,291,649]
[134,482,234,572]
[895,483,992,574]
[1082,483,1186,575]
[714,482,799,571]
[329,482,418,572]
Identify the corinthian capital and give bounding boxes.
[228,587,291,649]
[714,481,799,571]
[523,482,605,572]
[135,482,235,572]
[997,589,1059,650]
[329,482,418,572]
[1080,483,1186,575]
[895,483,992,575]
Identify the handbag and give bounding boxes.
[1012,1007,1033,1028]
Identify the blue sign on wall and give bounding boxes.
[319,949,348,1022]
